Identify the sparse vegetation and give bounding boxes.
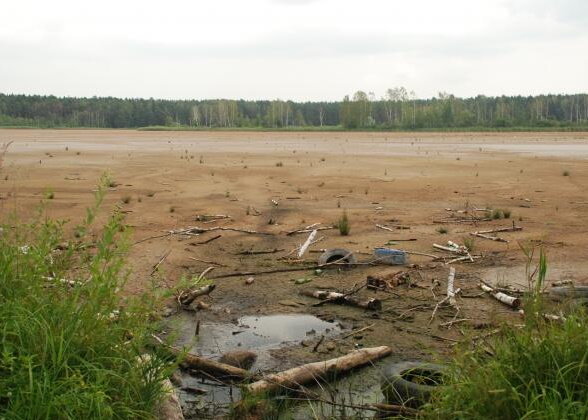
[462,236,475,252]
[486,208,511,220]
[337,211,350,236]
[122,195,132,204]
[563,170,570,176]
[276,161,283,167]
[45,190,55,200]
[437,226,448,234]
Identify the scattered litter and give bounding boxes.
[373,248,407,265]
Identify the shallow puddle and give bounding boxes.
[176,313,340,370]
[171,313,341,418]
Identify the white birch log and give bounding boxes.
[297,229,318,258]
[447,267,456,306]
[480,283,521,308]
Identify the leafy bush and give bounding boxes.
[0,176,171,419]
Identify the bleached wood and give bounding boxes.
[298,229,318,258]
[246,346,392,394]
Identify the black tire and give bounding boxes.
[381,362,446,408]
[550,286,588,300]
[318,248,357,266]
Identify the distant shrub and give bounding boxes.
[337,211,350,236]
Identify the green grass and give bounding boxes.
[424,251,588,420]
[0,175,171,419]
[424,313,588,420]
[337,211,350,236]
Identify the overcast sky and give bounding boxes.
[1,0,586,101]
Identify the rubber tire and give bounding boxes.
[318,248,357,266]
[381,362,446,408]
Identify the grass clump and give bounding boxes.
[486,208,511,220]
[0,175,171,419]
[563,170,570,176]
[437,226,448,234]
[462,236,475,251]
[337,211,350,236]
[425,250,588,420]
[426,312,588,419]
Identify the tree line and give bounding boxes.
[0,90,587,129]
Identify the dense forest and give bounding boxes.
[1,90,587,130]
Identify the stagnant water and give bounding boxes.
[171,313,352,418]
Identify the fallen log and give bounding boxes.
[476,225,522,234]
[479,283,521,308]
[246,346,392,395]
[152,335,251,379]
[469,232,508,243]
[178,284,216,306]
[433,244,465,254]
[300,289,381,310]
[158,379,185,420]
[195,214,231,222]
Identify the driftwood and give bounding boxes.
[209,255,359,280]
[445,255,480,265]
[470,232,508,243]
[376,224,410,232]
[236,248,284,255]
[433,243,465,254]
[280,236,325,259]
[340,323,376,340]
[188,257,227,267]
[195,214,231,222]
[158,379,185,420]
[447,267,457,306]
[189,234,222,246]
[135,224,272,245]
[298,229,318,258]
[179,226,274,236]
[178,284,216,306]
[246,346,392,395]
[480,283,521,308]
[152,335,251,379]
[476,225,522,234]
[301,289,381,310]
[404,250,441,259]
[375,224,396,232]
[286,223,335,236]
[430,268,460,324]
